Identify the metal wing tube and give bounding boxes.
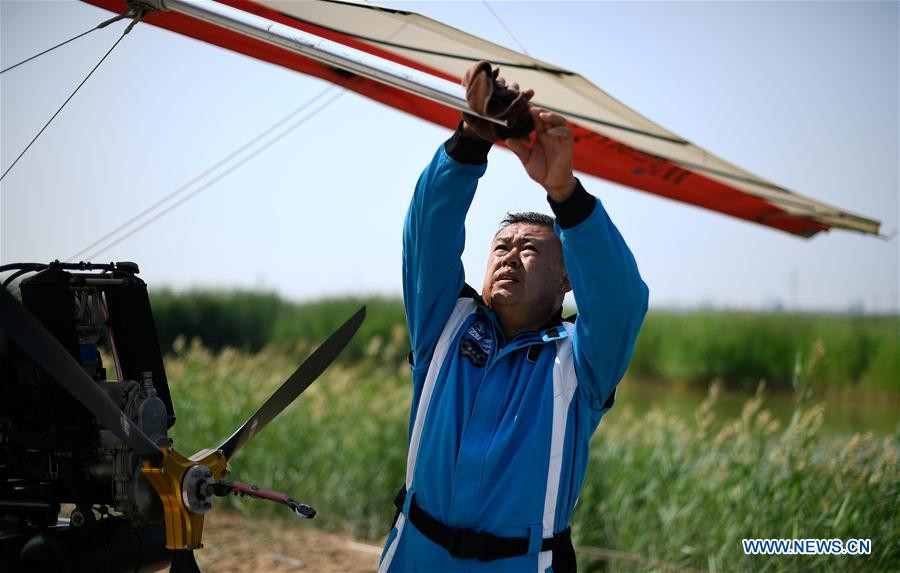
[140,0,505,127]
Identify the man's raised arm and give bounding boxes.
[552,185,649,412]
[403,127,491,372]
[507,108,649,411]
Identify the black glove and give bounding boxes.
[461,61,534,142]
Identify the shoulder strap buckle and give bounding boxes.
[541,326,568,343]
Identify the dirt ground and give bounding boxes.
[195,511,381,572]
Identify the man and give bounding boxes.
[379,80,649,572]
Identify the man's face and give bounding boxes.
[482,222,570,314]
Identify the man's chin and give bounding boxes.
[489,290,520,307]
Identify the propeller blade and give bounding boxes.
[170,549,201,573]
[0,287,163,464]
[216,306,365,460]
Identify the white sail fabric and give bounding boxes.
[81,0,880,236]
[255,0,878,236]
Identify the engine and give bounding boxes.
[1,261,175,571]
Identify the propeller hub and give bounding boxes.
[181,465,215,515]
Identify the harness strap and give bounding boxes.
[392,486,572,562]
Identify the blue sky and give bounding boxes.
[2,1,897,312]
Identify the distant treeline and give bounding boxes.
[149,289,899,392]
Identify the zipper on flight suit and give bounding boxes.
[446,312,570,524]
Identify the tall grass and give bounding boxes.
[151,289,284,353]
[628,311,899,392]
[151,289,408,362]
[165,341,899,572]
[575,385,898,571]
[149,290,899,392]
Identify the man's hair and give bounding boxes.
[498,211,555,230]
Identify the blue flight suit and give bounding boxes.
[379,128,648,572]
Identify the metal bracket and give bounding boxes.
[141,447,227,550]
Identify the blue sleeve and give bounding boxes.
[403,143,487,371]
[552,182,649,411]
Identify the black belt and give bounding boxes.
[393,487,572,562]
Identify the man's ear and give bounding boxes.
[559,273,572,294]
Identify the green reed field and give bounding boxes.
[164,338,898,572]
[151,290,899,392]
[152,290,898,570]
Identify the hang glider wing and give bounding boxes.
[82,0,880,237]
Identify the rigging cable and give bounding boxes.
[69,19,413,263]
[481,1,530,56]
[66,85,340,262]
[81,88,346,261]
[0,10,134,75]
[0,10,143,183]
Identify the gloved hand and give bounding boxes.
[461,61,534,142]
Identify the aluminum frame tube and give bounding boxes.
[158,0,508,126]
